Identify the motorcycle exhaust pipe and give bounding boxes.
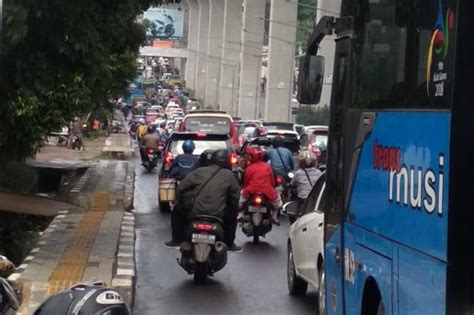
[211,241,228,272]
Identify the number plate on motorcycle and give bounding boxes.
[148,154,154,158]
[191,233,216,244]
[248,206,267,213]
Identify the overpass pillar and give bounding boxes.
[219,0,243,116]
[184,0,199,91]
[238,0,266,120]
[204,0,225,109]
[195,0,210,101]
[264,0,297,122]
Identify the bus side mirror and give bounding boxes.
[297,55,325,105]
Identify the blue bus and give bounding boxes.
[298,0,473,314]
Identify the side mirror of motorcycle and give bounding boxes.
[282,201,299,217]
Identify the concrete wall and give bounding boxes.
[219,0,243,116]
[315,0,342,108]
[264,0,297,122]
[238,0,266,120]
[204,0,226,109]
[195,0,211,100]
[184,0,200,91]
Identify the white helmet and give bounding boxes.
[139,118,146,125]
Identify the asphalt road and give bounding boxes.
[133,158,317,315]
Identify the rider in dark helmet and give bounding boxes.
[166,149,241,252]
[34,282,130,315]
[169,140,199,180]
[198,149,214,167]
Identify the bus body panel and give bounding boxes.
[398,245,446,315]
[325,226,345,315]
[348,112,450,262]
[343,223,393,315]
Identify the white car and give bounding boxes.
[286,173,326,314]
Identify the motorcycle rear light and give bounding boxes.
[252,195,263,205]
[147,148,154,154]
[164,151,173,164]
[276,176,283,185]
[194,223,214,231]
[229,152,238,165]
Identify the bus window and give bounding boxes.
[351,0,456,110]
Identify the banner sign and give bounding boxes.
[143,8,184,40]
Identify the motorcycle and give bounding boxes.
[241,194,273,244]
[142,148,160,172]
[0,256,20,315]
[69,135,81,150]
[177,215,228,284]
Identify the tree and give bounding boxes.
[0,0,158,161]
[296,0,318,55]
[296,105,329,126]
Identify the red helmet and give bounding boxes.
[244,145,264,164]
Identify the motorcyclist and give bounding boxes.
[156,122,169,144]
[136,118,147,142]
[238,146,282,225]
[168,140,199,180]
[165,149,242,252]
[140,125,160,162]
[291,150,322,210]
[266,136,294,178]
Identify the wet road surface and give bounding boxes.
[133,159,317,315]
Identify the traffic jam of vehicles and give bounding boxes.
[121,56,329,298]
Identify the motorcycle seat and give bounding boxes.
[191,215,223,224]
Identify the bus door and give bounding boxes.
[324,35,351,315]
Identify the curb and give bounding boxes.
[124,161,135,210]
[111,212,136,309]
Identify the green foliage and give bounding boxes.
[296,0,318,54]
[0,0,155,161]
[296,105,330,126]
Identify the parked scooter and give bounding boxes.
[241,194,273,244]
[177,215,228,284]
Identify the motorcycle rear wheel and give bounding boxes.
[253,227,260,245]
[194,262,208,284]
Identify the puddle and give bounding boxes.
[0,212,53,265]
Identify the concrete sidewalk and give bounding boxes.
[9,160,136,315]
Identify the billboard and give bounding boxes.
[143,8,184,40]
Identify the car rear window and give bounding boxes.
[184,117,231,134]
[267,131,298,139]
[263,123,294,131]
[170,139,230,155]
[310,134,328,147]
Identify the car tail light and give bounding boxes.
[252,195,263,206]
[196,131,207,137]
[276,175,283,186]
[163,151,173,165]
[193,222,214,231]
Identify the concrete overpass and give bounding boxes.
[144,0,340,121]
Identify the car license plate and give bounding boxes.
[192,233,216,244]
[248,206,267,213]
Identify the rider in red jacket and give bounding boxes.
[238,145,282,224]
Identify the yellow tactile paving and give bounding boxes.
[46,191,110,295]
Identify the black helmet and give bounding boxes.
[34,282,130,315]
[272,136,284,148]
[211,149,230,169]
[199,149,214,167]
